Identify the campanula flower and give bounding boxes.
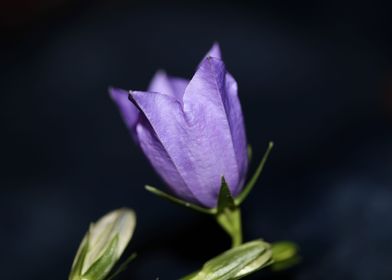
[110,44,248,208]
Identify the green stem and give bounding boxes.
[231,208,242,247]
[216,207,243,248]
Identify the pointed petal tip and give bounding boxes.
[127,90,144,112]
[127,90,138,106]
[150,69,168,82]
[200,54,220,63]
[208,42,222,59]
[198,42,223,68]
[109,87,132,105]
[212,41,221,49]
[109,86,124,97]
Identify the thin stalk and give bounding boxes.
[216,207,243,248]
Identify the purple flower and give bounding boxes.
[110,44,248,208]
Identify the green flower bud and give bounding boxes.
[184,240,272,280]
[69,208,136,280]
[270,241,300,271]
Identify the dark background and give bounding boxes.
[1,1,392,279]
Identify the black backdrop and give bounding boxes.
[1,1,392,279]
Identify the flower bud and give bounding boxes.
[184,240,272,280]
[270,241,300,271]
[69,208,136,280]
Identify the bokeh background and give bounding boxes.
[1,1,392,279]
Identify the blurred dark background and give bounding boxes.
[1,0,392,279]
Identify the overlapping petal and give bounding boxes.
[109,87,139,142]
[182,56,246,201]
[199,43,248,187]
[148,71,188,101]
[223,72,248,188]
[129,91,202,205]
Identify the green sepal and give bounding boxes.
[216,178,242,247]
[217,177,236,213]
[82,235,119,280]
[69,231,90,280]
[270,241,300,271]
[235,141,274,205]
[145,185,215,215]
[106,253,137,280]
[181,240,272,280]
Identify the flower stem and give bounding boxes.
[216,206,243,248]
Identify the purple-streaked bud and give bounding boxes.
[110,43,248,208]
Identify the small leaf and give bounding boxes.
[83,236,119,280]
[145,185,215,215]
[186,240,272,280]
[235,141,274,205]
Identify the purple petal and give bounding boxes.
[109,87,140,142]
[136,116,199,204]
[197,43,222,70]
[148,71,188,101]
[182,57,247,204]
[224,72,248,188]
[129,91,201,205]
[204,42,222,60]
